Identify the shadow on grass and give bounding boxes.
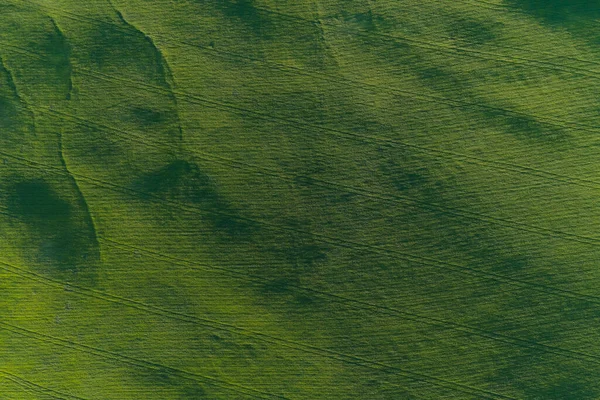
[133,160,255,239]
[506,0,600,24]
[506,0,600,47]
[7,179,99,271]
[217,0,272,36]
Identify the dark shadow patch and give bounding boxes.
[506,0,600,24]
[0,59,23,130]
[69,124,123,162]
[87,16,169,86]
[293,293,316,306]
[133,368,207,398]
[7,179,99,271]
[217,0,272,36]
[495,356,600,400]
[0,57,35,146]
[0,13,73,102]
[272,219,328,270]
[131,107,170,125]
[340,10,385,32]
[88,6,183,143]
[44,18,73,100]
[416,65,472,94]
[261,277,319,309]
[379,149,431,193]
[506,0,600,48]
[0,96,18,130]
[133,160,255,239]
[366,37,422,69]
[259,218,329,297]
[481,109,568,142]
[179,384,207,399]
[134,160,216,203]
[11,180,70,221]
[262,277,293,294]
[492,255,529,273]
[447,18,501,45]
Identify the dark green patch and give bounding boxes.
[87,16,169,86]
[11,180,71,222]
[132,107,169,125]
[379,150,430,193]
[416,66,471,93]
[217,0,272,36]
[506,0,600,24]
[493,255,529,273]
[340,10,382,32]
[179,384,207,399]
[134,160,216,202]
[70,124,123,161]
[262,278,293,294]
[0,96,18,129]
[448,18,500,45]
[486,110,568,142]
[44,19,72,99]
[506,0,600,47]
[134,160,254,238]
[495,355,600,400]
[7,179,99,270]
[132,368,207,398]
[0,59,22,130]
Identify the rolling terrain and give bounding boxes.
[2,0,600,398]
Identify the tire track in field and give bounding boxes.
[0,320,511,399]
[14,1,600,142]
[3,146,600,309]
[416,0,600,73]
[57,125,102,263]
[0,54,36,124]
[3,38,600,187]
[77,65,600,150]
[39,106,600,250]
[0,192,598,371]
[0,323,286,400]
[211,2,600,83]
[1,371,88,400]
[0,257,489,397]
[97,238,600,365]
[1,1,596,398]
[24,0,600,92]
[68,63,600,186]
[12,7,589,152]
[106,0,185,148]
[2,204,600,386]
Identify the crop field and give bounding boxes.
[2,0,600,398]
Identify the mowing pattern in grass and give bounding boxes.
[2,0,600,398]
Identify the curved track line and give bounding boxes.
[1,371,88,400]
[1,323,286,399]
[15,1,600,142]
[2,148,600,309]
[1,205,600,383]
[0,320,511,399]
[3,39,600,193]
[39,107,600,250]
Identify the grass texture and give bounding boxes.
[2,0,600,398]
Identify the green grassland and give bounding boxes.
[2,0,600,398]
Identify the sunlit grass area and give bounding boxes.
[2,0,600,398]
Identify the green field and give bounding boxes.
[2,0,600,398]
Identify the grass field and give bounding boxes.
[2,0,600,398]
